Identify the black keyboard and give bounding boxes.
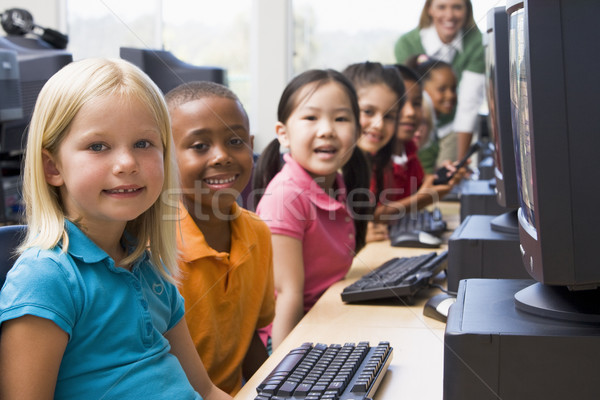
[390,207,446,236]
[388,208,446,248]
[341,251,448,303]
[255,341,393,400]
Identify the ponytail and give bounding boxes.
[371,134,396,203]
[342,146,373,254]
[251,138,283,209]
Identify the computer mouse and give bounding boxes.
[391,231,442,248]
[423,293,456,323]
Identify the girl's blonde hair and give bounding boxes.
[20,57,180,281]
[418,0,477,31]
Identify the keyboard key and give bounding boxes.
[276,381,297,396]
[293,382,313,396]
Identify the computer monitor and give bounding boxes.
[0,49,22,123]
[507,0,600,321]
[485,6,519,234]
[120,47,227,94]
[0,37,71,222]
[0,37,72,154]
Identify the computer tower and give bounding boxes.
[1,174,23,223]
[476,155,495,180]
[444,279,600,400]
[459,179,508,221]
[446,215,528,292]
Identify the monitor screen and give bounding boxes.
[507,0,600,320]
[508,6,535,230]
[485,7,519,212]
[120,47,227,94]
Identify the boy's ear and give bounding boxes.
[42,149,64,187]
[275,122,290,149]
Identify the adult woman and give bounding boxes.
[394,0,484,163]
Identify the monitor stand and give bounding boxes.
[446,213,528,292]
[444,279,600,400]
[489,209,518,234]
[514,282,600,323]
[459,179,509,221]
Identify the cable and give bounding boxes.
[428,282,458,297]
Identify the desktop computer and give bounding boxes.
[446,214,527,292]
[0,174,22,223]
[444,1,600,399]
[458,178,508,222]
[446,6,524,292]
[0,37,72,224]
[445,279,600,399]
[120,47,227,94]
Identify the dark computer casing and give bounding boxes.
[446,215,527,292]
[445,0,600,397]
[0,49,22,122]
[120,47,227,94]
[444,279,600,400]
[458,179,508,222]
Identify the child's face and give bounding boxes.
[43,94,165,230]
[171,97,253,215]
[357,83,399,155]
[424,67,457,116]
[414,99,434,149]
[277,81,357,186]
[397,78,423,142]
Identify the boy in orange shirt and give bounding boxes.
[166,82,275,395]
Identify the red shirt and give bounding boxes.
[370,140,425,203]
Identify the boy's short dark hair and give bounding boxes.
[165,81,247,119]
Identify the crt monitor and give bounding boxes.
[507,0,600,321]
[0,49,22,123]
[120,47,227,94]
[0,36,72,154]
[484,6,519,234]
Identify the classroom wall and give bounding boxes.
[250,0,291,152]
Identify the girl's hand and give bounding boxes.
[439,159,458,177]
[365,222,389,243]
[166,319,232,400]
[203,385,232,400]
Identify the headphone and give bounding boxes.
[0,8,68,49]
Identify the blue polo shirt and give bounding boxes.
[0,221,201,400]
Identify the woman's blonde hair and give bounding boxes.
[418,0,476,31]
[20,57,180,281]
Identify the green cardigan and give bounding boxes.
[394,27,485,82]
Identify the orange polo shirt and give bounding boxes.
[176,202,275,395]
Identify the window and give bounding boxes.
[292,0,422,73]
[66,0,251,115]
[66,0,161,60]
[161,0,251,113]
[292,0,507,73]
